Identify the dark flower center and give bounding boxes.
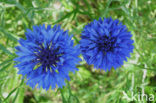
[36,45,62,69]
[97,36,116,53]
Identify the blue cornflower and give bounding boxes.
[14,24,80,90]
[80,17,134,71]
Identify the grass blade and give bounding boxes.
[3,87,18,102]
[12,89,19,103]
[0,63,11,73]
[0,27,18,42]
[0,43,12,55]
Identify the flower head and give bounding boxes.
[80,17,134,71]
[14,24,80,90]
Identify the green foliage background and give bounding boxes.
[0,0,155,103]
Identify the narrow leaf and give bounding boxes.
[0,27,18,42]
[0,43,12,55]
[3,87,18,102]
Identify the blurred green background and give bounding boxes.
[0,0,156,103]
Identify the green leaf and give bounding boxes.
[101,0,113,17]
[0,43,12,55]
[0,6,5,27]
[3,80,24,103]
[15,86,25,103]
[12,89,19,103]
[0,58,13,67]
[15,2,26,14]
[0,27,18,42]
[0,63,11,73]
[3,87,18,102]
[53,11,74,24]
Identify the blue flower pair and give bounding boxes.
[14,17,134,90]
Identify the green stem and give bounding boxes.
[67,81,80,103]
[60,88,67,103]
